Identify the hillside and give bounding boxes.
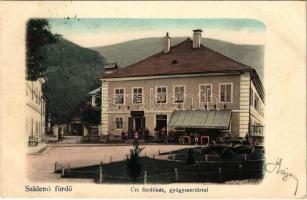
[40,38,105,123]
[92,37,264,81]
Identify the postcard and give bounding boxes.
[0,1,306,198]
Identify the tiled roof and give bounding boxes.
[101,38,253,79]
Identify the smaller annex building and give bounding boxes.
[99,30,264,144]
[26,78,47,146]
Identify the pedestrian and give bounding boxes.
[121,130,126,141]
[194,135,199,145]
[161,126,167,143]
[134,131,139,140]
[144,127,149,142]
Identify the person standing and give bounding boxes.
[144,127,149,142]
[134,131,139,140]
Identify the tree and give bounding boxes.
[26,19,60,81]
[80,102,101,126]
[126,140,144,180]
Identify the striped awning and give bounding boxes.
[168,110,232,129]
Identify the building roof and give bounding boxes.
[87,87,101,96]
[101,39,253,79]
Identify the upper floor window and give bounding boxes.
[133,88,143,104]
[174,85,185,103]
[254,94,260,111]
[156,86,167,103]
[114,88,124,104]
[220,83,232,103]
[115,117,124,129]
[199,84,212,103]
[250,89,254,106]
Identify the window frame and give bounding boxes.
[155,86,168,104]
[219,83,233,103]
[114,116,124,130]
[250,89,254,107]
[173,85,186,103]
[199,84,212,104]
[114,88,125,105]
[131,87,144,104]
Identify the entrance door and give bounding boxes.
[156,115,167,132]
[128,111,145,139]
[134,117,142,132]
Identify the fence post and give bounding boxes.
[172,154,175,161]
[244,154,247,161]
[144,171,147,184]
[238,164,242,179]
[174,168,179,181]
[61,167,65,178]
[54,162,57,172]
[205,155,208,163]
[218,167,222,182]
[98,166,103,183]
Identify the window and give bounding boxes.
[200,84,212,103]
[220,83,232,103]
[132,88,143,104]
[156,86,167,103]
[174,86,185,103]
[115,117,124,129]
[114,88,124,104]
[250,89,254,106]
[254,94,259,110]
[36,89,39,104]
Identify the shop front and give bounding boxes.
[168,110,232,144]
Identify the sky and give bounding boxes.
[48,18,266,48]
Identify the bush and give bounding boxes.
[203,146,225,155]
[185,148,195,165]
[232,145,253,155]
[248,149,265,160]
[126,140,144,180]
[221,147,236,160]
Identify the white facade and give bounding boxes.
[26,78,47,142]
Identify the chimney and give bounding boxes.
[192,29,202,48]
[164,32,171,53]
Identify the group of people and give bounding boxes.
[120,126,167,143]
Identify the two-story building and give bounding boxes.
[99,30,264,143]
[26,78,47,145]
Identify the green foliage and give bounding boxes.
[80,103,101,126]
[26,19,60,81]
[126,140,145,180]
[248,149,265,160]
[40,38,105,123]
[232,145,253,155]
[221,147,236,160]
[185,148,195,165]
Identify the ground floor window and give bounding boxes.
[115,117,124,129]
